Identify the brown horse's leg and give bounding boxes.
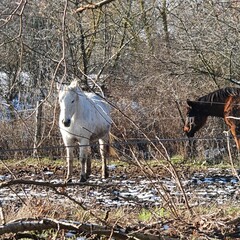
[237,139,240,152]
[235,128,240,152]
[185,139,197,159]
[225,117,240,151]
[229,126,240,150]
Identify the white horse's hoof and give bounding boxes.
[102,170,109,179]
[80,175,87,182]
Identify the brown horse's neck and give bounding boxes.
[196,101,225,118]
[196,87,240,118]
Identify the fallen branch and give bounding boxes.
[0,218,127,239]
[0,218,166,240]
[0,178,115,189]
[226,216,240,226]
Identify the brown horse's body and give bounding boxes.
[184,87,240,150]
[224,96,240,149]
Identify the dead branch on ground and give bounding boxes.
[0,217,168,240]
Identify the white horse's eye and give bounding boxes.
[71,100,75,103]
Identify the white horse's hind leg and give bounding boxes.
[86,154,91,178]
[99,138,109,179]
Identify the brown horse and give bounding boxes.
[183,87,240,150]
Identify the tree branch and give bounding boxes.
[75,0,115,13]
[0,179,115,189]
[0,218,127,239]
[0,217,165,240]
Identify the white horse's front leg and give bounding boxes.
[99,138,109,179]
[66,146,74,182]
[79,142,91,182]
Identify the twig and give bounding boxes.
[75,0,115,13]
[0,201,5,225]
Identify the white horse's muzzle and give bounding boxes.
[62,119,71,127]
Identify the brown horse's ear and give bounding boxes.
[187,99,193,107]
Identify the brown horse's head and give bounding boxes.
[183,100,207,137]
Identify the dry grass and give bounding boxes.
[1,157,240,239]
[3,198,240,239]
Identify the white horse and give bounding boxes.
[59,80,112,182]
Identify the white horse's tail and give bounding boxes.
[107,133,119,158]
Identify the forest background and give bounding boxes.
[1,0,240,159]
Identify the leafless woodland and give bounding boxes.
[0,0,240,239]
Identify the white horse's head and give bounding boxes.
[59,80,79,127]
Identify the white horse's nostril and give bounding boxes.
[63,119,71,127]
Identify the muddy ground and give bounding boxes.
[0,159,240,239]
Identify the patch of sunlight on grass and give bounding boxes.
[0,157,65,171]
[138,207,171,223]
[138,208,152,222]
[170,155,184,163]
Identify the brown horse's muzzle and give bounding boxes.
[183,122,195,137]
[183,125,190,133]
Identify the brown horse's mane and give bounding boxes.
[197,87,240,104]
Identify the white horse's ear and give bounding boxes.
[69,79,79,89]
